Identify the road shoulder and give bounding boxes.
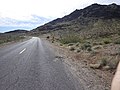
[50,41,112,90]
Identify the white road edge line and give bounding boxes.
[19,48,26,54]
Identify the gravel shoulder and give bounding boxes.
[51,42,113,90]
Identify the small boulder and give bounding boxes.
[60,43,63,46]
[90,64,101,69]
[69,46,75,51]
[103,66,111,70]
[74,48,81,53]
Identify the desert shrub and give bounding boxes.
[0,40,5,44]
[118,48,120,55]
[108,60,119,69]
[100,58,107,66]
[69,46,75,51]
[46,36,50,39]
[75,42,80,47]
[0,35,25,44]
[60,43,63,46]
[81,42,92,50]
[93,42,103,45]
[76,48,81,53]
[60,34,81,44]
[90,50,99,56]
[92,45,102,50]
[103,38,112,44]
[114,38,120,44]
[118,30,120,35]
[87,47,92,52]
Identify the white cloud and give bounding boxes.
[0,15,51,27]
[1,0,119,20]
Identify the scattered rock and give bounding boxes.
[75,48,81,53]
[103,66,111,70]
[92,45,103,50]
[55,55,63,59]
[90,64,101,69]
[68,43,74,46]
[81,43,92,50]
[87,47,92,52]
[69,46,75,51]
[54,55,64,62]
[60,43,63,46]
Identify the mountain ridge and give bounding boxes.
[5,29,29,34]
[40,3,120,26]
[31,3,120,38]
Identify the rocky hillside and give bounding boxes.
[31,3,120,38]
[31,3,120,74]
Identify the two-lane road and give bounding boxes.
[0,37,83,90]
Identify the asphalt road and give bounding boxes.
[0,37,83,90]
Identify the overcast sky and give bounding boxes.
[0,0,120,32]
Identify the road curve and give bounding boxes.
[0,37,83,90]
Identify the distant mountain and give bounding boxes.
[0,30,29,37]
[0,33,2,36]
[31,3,120,38]
[0,30,29,44]
[5,30,29,34]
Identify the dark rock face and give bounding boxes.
[82,3,120,19]
[49,3,120,24]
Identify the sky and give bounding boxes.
[0,0,120,32]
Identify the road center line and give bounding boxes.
[19,48,26,54]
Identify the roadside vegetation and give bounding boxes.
[47,29,120,72]
[0,35,26,45]
[59,34,81,44]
